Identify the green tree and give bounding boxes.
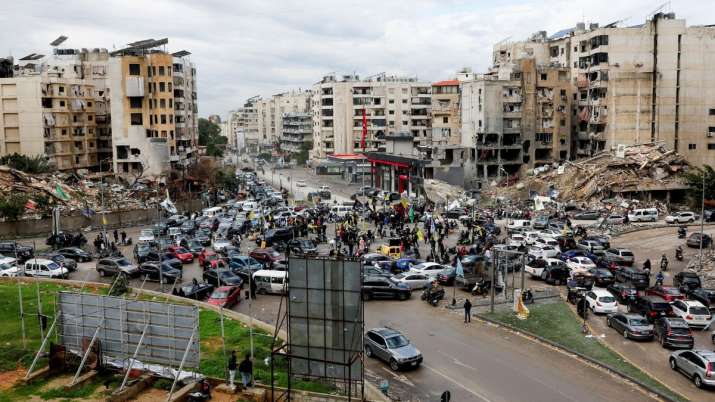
[683,165,715,206]
[0,153,51,173]
[296,141,313,166]
[0,194,28,221]
[198,118,227,157]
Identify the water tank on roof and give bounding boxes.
[576,22,586,32]
[589,23,599,30]
[665,12,675,19]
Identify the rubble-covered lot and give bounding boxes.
[687,249,715,288]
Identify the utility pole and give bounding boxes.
[699,170,706,269]
[14,242,27,349]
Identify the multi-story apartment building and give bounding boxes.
[431,80,461,146]
[108,39,198,178]
[311,73,431,159]
[281,112,312,154]
[0,48,111,171]
[493,13,715,167]
[233,96,261,154]
[255,89,312,153]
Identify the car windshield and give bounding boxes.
[0,263,13,270]
[629,318,649,326]
[385,335,409,349]
[47,262,60,270]
[652,302,670,311]
[211,290,230,299]
[117,258,131,266]
[141,230,153,236]
[621,251,634,256]
[219,271,237,279]
[665,288,681,295]
[690,306,710,315]
[598,296,615,303]
[670,327,690,335]
[176,247,189,253]
[269,251,281,257]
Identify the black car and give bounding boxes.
[541,264,570,285]
[180,220,196,235]
[42,253,77,272]
[588,268,615,287]
[139,262,182,283]
[194,230,212,247]
[362,253,391,267]
[653,317,694,349]
[628,296,672,322]
[362,276,411,301]
[287,239,318,256]
[607,283,638,304]
[134,243,159,264]
[615,267,650,290]
[187,239,205,256]
[689,288,715,313]
[177,281,214,300]
[686,233,713,248]
[203,269,244,287]
[264,227,294,246]
[672,271,701,293]
[0,241,34,262]
[56,247,92,262]
[437,266,457,285]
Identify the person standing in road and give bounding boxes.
[228,350,237,388]
[463,299,472,323]
[239,354,253,389]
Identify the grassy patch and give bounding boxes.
[483,302,686,402]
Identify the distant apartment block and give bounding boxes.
[281,112,312,154]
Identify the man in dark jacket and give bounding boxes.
[463,299,472,323]
[239,354,253,389]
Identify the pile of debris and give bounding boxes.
[423,179,470,206]
[686,250,715,288]
[508,143,690,203]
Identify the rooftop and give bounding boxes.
[432,79,459,87]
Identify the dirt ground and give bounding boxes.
[132,387,239,402]
[0,368,25,391]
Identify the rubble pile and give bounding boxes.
[423,179,469,206]
[0,165,156,218]
[686,250,715,288]
[509,144,690,203]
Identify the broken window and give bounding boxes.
[540,73,548,81]
[129,64,141,75]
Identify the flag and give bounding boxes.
[408,206,415,223]
[516,295,530,320]
[430,219,436,235]
[55,184,70,201]
[361,107,367,150]
[455,258,464,278]
[101,214,108,225]
[24,199,38,210]
[400,198,408,209]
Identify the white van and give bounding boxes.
[628,208,658,223]
[241,201,259,212]
[24,258,68,278]
[202,206,223,218]
[330,205,352,218]
[507,219,532,233]
[253,270,288,295]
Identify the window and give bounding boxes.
[129,97,142,108]
[402,99,407,104]
[169,99,173,108]
[87,101,92,107]
[58,86,65,94]
[169,115,174,123]
[59,100,65,107]
[709,127,715,137]
[130,113,143,125]
[388,99,394,104]
[688,143,697,150]
[87,115,93,122]
[160,99,166,108]
[560,119,566,127]
[159,66,165,76]
[540,73,548,80]
[159,82,166,92]
[443,116,449,124]
[161,114,167,124]
[129,64,141,75]
[560,89,566,96]
[710,108,715,115]
[708,144,715,150]
[152,66,156,76]
[168,83,172,91]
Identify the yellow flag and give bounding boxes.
[400,198,408,208]
[101,214,108,225]
[261,240,266,248]
[516,296,530,320]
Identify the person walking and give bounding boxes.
[463,299,472,323]
[239,354,253,389]
[228,350,237,388]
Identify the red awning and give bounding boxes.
[367,158,409,168]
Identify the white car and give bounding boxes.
[585,288,618,314]
[566,257,596,274]
[527,244,559,259]
[538,228,562,239]
[319,185,330,191]
[296,180,307,187]
[670,300,712,329]
[23,258,68,278]
[665,211,698,224]
[138,229,155,243]
[508,234,526,248]
[534,236,561,252]
[0,257,18,277]
[391,273,430,290]
[410,262,447,280]
[525,258,565,278]
[212,238,232,252]
[523,231,542,246]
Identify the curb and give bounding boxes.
[609,222,715,238]
[473,312,683,402]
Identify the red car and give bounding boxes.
[206,258,229,270]
[207,285,242,308]
[198,250,217,268]
[645,285,685,302]
[166,246,194,264]
[249,247,285,267]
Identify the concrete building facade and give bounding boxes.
[431,80,461,146]
[281,112,312,154]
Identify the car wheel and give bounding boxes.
[623,330,629,339]
[389,359,400,371]
[398,293,408,301]
[365,345,373,358]
[694,375,703,389]
[606,318,612,327]
[669,358,677,370]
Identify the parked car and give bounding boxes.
[686,233,713,248]
[178,281,214,300]
[134,243,159,264]
[409,262,448,280]
[584,234,611,250]
[138,262,182,283]
[362,276,411,300]
[287,239,318,256]
[606,313,654,340]
[203,269,244,287]
[249,247,286,268]
[673,271,701,292]
[527,244,559,260]
[689,288,715,313]
[186,239,205,256]
[228,256,263,281]
[585,288,618,314]
[138,229,155,243]
[615,267,650,290]
[207,285,242,308]
[628,296,672,322]
[436,266,457,285]
[603,248,634,266]
[587,268,616,287]
[669,350,715,388]
[96,257,139,277]
[365,265,392,279]
[532,215,549,229]
[606,283,639,304]
[0,241,34,262]
[23,258,68,278]
[166,246,194,264]
[573,210,600,220]
[566,257,597,274]
[577,239,605,255]
[654,317,694,349]
[365,328,422,371]
[391,272,430,290]
[541,264,570,285]
[56,247,92,262]
[0,257,18,277]
[665,211,698,224]
[559,249,598,263]
[670,300,712,329]
[295,180,306,187]
[645,285,685,302]
[42,252,77,272]
[628,208,659,223]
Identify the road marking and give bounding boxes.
[422,364,493,402]
[451,357,477,371]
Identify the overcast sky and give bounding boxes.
[2,1,713,118]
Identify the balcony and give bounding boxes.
[125,76,144,97]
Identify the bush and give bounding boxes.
[0,193,28,221]
[0,153,51,173]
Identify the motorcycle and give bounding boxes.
[472,279,503,296]
[421,287,445,306]
[677,226,687,239]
